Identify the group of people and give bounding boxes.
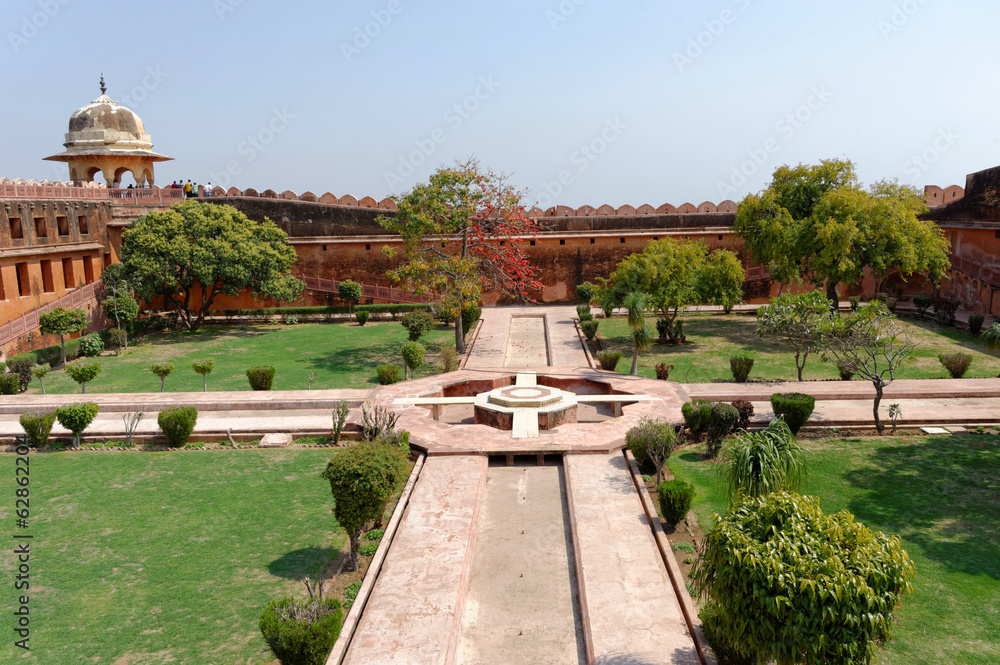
[169,180,214,198]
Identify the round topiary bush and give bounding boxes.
[259,597,344,665]
[56,402,99,448]
[576,282,596,304]
[65,360,101,393]
[581,319,599,341]
[246,366,276,391]
[681,399,713,441]
[769,393,815,434]
[938,352,972,378]
[355,311,369,326]
[376,363,401,385]
[658,479,695,527]
[157,406,198,447]
[400,341,426,379]
[78,333,104,357]
[576,305,593,321]
[19,410,57,447]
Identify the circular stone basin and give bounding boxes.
[474,384,578,432]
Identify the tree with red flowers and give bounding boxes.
[378,160,543,352]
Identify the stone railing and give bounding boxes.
[0,280,104,348]
[950,254,1000,288]
[0,182,107,200]
[108,188,184,205]
[296,275,432,304]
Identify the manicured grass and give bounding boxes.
[38,321,457,394]
[668,434,1000,665]
[591,313,1000,382]
[0,449,343,665]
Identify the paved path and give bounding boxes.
[466,305,588,370]
[342,455,488,665]
[565,452,701,665]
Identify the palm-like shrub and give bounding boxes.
[717,418,805,504]
[624,291,651,376]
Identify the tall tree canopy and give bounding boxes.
[378,161,543,352]
[734,159,950,303]
[119,201,303,330]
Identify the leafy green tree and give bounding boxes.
[337,280,362,312]
[378,160,542,353]
[400,311,435,341]
[101,283,140,351]
[756,291,831,381]
[607,237,707,341]
[625,417,676,484]
[623,291,652,376]
[192,359,216,392]
[718,418,805,504]
[119,201,303,331]
[697,249,745,314]
[692,491,915,665]
[735,159,950,305]
[817,301,916,434]
[38,306,87,365]
[65,361,100,393]
[400,341,426,380]
[321,439,409,571]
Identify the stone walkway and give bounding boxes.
[467,305,588,370]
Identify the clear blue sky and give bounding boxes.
[3,0,998,208]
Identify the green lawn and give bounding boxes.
[668,434,1000,665]
[39,321,456,394]
[0,449,342,664]
[591,313,1000,382]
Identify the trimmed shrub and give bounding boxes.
[400,341,426,379]
[6,358,34,392]
[655,317,671,342]
[56,402,99,447]
[729,356,754,382]
[247,366,276,391]
[192,359,216,392]
[149,361,174,392]
[969,314,985,337]
[770,392,815,434]
[595,350,621,371]
[0,374,20,395]
[731,400,754,430]
[681,399,713,441]
[401,311,435,341]
[932,295,959,325]
[259,597,344,665]
[576,305,593,321]
[31,364,50,394]
[376,363,401,385]
[108,328,128,352]
[707,403,739,458]
[655,363,674,380]
[461,304,482,336]
[337,280,362,308]
[355,311,369,326]
[440,346,460,373]
[658,479,695,527]
[19,410,57,448]
[65,361,101,393]
[848,295,860,311]
[576,282,596,304]
[939,352,972,378]
[581,319,599,341]
[913,295,932,317]
[836,362,854,380]
[79,333,104,357]
[158,406,198,447]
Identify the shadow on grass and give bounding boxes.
[268,546,338,580]
[843,436,1000,579]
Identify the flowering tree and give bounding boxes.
[378,161,543,352]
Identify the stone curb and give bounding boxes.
[562,453,596,665]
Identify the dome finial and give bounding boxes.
[99,73,106,95]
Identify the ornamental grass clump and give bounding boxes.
[19,410,57,448]
[157,406,198,447]
[56,402,99,448]
[769,392,815,435]
[717,418,805,504]
[246,366,276,391]
[938,352,972,378]
[259,587,344,665]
